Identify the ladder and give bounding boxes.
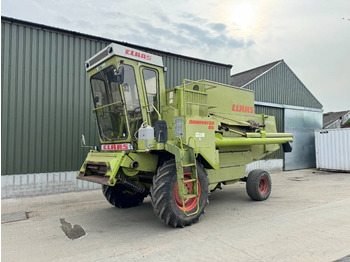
[166,138,200,216]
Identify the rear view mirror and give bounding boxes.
[115,66,124,84]
[122,83,130,92]
[81,134,86,146]
[81,134,93,150]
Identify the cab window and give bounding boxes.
[123,64,143,138]
[143,69,158,126]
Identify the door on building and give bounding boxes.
[284,109,322,170]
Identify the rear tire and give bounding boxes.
[151,160,209,228]
[102,184,145,208]
[246,169,272,201]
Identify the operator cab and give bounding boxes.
[85,43,166,147]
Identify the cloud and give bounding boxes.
[158,14,171,23]
[209,23,227,32]
[182,12,208,25]
[106,10,254,57]
[4,0,348,111]
[175,21,252,49]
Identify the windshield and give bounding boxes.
[90,64,143,142]
[91,65,127,141]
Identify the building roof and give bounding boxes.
[323,110,350,127]
[230,60,323,109]
[343,119,350,128]
[1,16,232,69]
[231,60,282,87]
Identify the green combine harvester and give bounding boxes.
[78,43,293,227]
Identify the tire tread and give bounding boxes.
[150,160,209,228]
[246,169,272,201]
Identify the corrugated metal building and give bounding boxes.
[323,110,350,129]
[231,60,323,170]
[1,16,232,197]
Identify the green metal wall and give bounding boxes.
[245,61,323,162]
[1,21,105,175]
[1,18,231,175]
[162,56,231,89]
[245,61,322,109]
[255,105,284,160]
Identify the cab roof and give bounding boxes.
[85,43,164,71]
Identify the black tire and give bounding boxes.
[102,184,145,208]
[151,160,209,228]
[246,169,272,201]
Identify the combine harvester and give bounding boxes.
[78,43,293,227]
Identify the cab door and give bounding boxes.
[140,67,160,127]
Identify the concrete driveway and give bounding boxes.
[2,169,350,262]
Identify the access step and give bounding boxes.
[181,163,196,167]
[183,194,197,199]
[183,178,197,183]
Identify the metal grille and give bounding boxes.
[184,90,208,117]
[88,49,109,68]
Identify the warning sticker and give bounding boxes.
[195,132,205,138]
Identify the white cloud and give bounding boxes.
[2,0,350,111]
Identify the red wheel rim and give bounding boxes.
[174,172,201,212]
[259,177,268,194]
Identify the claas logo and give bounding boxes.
[102,144,133,151]
[232,104,254,114]
[125,49,152,61]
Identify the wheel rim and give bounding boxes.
[259,177,268,194]
[174,172,201,212]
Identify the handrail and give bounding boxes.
[143,104,162,121]
[187,136,198,158]
[175,137,185,159]
[92,101,123,112]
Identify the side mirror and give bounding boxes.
[115,66,124,84]
[122,83,130,92]
[81,134,96,150]
[81,134,86,147]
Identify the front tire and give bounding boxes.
[102,184,145,208]
[246,169,272,201]
[151,160,209,228]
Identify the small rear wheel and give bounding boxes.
[246,169,271,201]
[102,184,145,208]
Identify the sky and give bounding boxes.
[2,0,350,112]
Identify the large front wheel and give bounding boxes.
[102,184,145,208]
[151,160,209,228]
